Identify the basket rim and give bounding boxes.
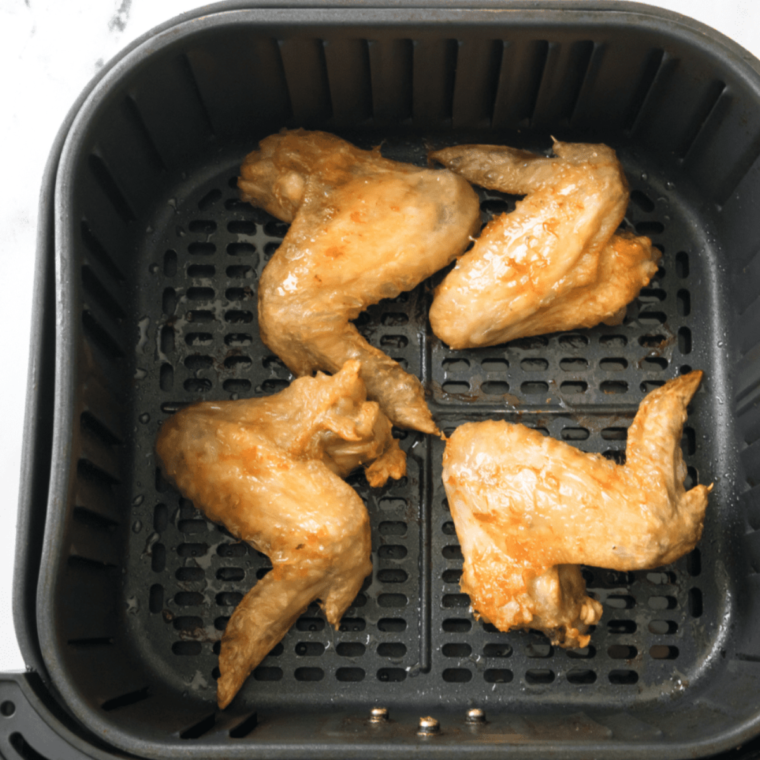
[28,2,760,758]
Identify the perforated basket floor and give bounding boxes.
[117,134,718,712]
[29,4,760,759]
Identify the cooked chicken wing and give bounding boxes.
[442,371,710,647]
[239,130,481,435]
[429,140,660,348]
[156,361,405,708]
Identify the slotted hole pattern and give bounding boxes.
[125,144,710,710]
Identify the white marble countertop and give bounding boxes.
[0,0,757,673]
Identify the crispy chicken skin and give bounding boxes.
[442,371,711,647]
[239,129,481,436]
[155,361,405,708]
[428,140,660,349]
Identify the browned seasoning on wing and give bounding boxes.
[156,361,405,708]
[239,129,481,436]
[442,372,711,647]
[429,140,660,348]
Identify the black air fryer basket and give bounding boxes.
[10,2,760,758]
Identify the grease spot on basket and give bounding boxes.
[136,316,150,353]
[142,531,159,557]
[188,671,210,691]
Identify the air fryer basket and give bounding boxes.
[18,2,760,758]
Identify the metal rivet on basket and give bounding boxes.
[369,707,389,723]
[417,716,440,735]
[466,708,486,724]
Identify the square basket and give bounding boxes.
[12,2,760,758]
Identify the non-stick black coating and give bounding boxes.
[21,3,760,758]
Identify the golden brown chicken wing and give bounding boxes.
[429,140,660,348]
[156,361,405,708]
[442,371,710,647]
[239,130,481,435]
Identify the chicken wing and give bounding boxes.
[442,371,710,647]
[429,140,660,348]
[155,360,405,708]
[239,130,481,435]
